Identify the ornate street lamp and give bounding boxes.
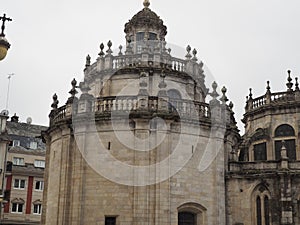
[0,14,12,61]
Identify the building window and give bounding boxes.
[12,140,20,146]
[105,216,116,225]
[275,124,295,137]
[275,140,296,160]
[264,196,270,225]
[252,185,271,225]
[178,202,207,225]
[253,143,267,161]
[33,204,42,215]
[11,203,23,213]
[178,212,196,225]
[35,181,44,191]
[274,124,296,160]
[14,179,25,189]
[30,141,38,149]
[148,32,157,40]
[256,196,262,225]
[136,32,145,41]
[34,160,45,168]
[13,157,24,165]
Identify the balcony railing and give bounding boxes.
[246,90,300,112]
[50,96,212,126]
[228,160,300,173]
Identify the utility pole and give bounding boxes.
[5,73,14,110]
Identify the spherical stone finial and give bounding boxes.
[143,0,150,8]
[185,45,192,59]
[295,77,300,91]
[85,54,91,67]
[286,69,293,91]
[51,93,59,109]
[193,48,197,56]
[212,81,217,90]
[107,40,112,49]
[210,81,219,100]
[100,43,104,50]
[167,48,171,54]
[119,45,123,56]
[220,86,228,104]
[266,80,271,94]
[249,88,253,99]
[229,101,234,110]
[221,86,227,94]
[69,78,78,98]
[192,48,198,61]
[98,43,105,57]
[186,45,191,53]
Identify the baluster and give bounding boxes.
[123,99,127,110]
[112,100,116,111]
[128,99,133,110]
[117,99,122,110]
[133,99,137,110]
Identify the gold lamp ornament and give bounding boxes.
[0,14,12,61]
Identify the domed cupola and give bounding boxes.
[124,0,167,47]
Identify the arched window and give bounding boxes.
[177,202,206,225]
[256,196,262,225]
[178,212,196,225]
[274,124,296,160]
[275,124,295,137]
[252,185,271,225]
[264,196,270,225]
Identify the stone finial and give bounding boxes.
[210,81,219,100]
[229,101,234,110]
[295,77,299,91]
[167,48,171,55]
[286,70,293,91]
[249,88,253,99]
[220,86,228,104]
[51,93,59,109]
[185,45,192,60]
[98,43,105,57]
[85,54,91,67]
[106,40,113,55]
[143,0,150,8]
[266,81,271,94]
[192,48,198,61]
[118,45,123,56]
[69,78,78,98]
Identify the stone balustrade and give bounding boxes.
[84,49,202,77]
[246,90,300,112]
[49,96,212,126]
[228,160,300,173]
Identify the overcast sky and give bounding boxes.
[1,0,300,131]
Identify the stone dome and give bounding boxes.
[124,6,167,39]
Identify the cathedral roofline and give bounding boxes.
[243,70,300,123]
